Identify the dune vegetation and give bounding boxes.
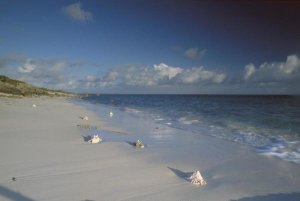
[0,75,74,97]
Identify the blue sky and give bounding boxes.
[0,0,300,94]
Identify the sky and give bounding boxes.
[0,0,300,94]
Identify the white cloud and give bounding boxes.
[184,48,206,59]
[243,54,300,82]
[86,75,97,82]
[282,54,300,74]
[244,63,256,80]
[92,63,226,88]
[63,2,93,22]
[84,75,100,88]
[122,66,158,86]
[154,63,183,79]
[5,53,299,94]
[105,71,119,81]
[7,57,88,91]
[179,67,226,84]
[213,73,226,83]
[18,59,35,73]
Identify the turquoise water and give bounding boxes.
[80,95,300,164]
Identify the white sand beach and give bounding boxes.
[1,97,300,201]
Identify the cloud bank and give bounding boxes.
[243,54,300,83]
[0,56,86,90]
[63,2,93,22]
[83,63,226,89]
[18,59,35,73]
[1,54,299,94]
[17,59,78,90]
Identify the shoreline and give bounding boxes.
[1,97,300,201]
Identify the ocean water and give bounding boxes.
[80,94,300,164]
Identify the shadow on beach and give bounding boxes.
[167,167,193,182]
[82,135,92,142]
[0,185,36,201]
[125,141,136,147]
[125,140,146,148]
[230,192,300,201]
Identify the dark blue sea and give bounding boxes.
[80,94,300,164]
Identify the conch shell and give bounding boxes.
[189,170,207,186]
[88,134,102,144]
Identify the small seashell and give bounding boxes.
[135,139,144,148]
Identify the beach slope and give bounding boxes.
[0,97,300,201]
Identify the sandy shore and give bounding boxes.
[0,97,300,201]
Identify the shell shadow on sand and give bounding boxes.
[168,167,193,182]
[0,185,36,201]
[125,141,136,147]
[82,135,92,142]
[79,116,89,120]
[125,140,145,148]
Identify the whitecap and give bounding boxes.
[258,139,300,164]
[178,117,199,125]
[123,107,141,113]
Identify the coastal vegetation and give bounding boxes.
[0,75,74,97]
